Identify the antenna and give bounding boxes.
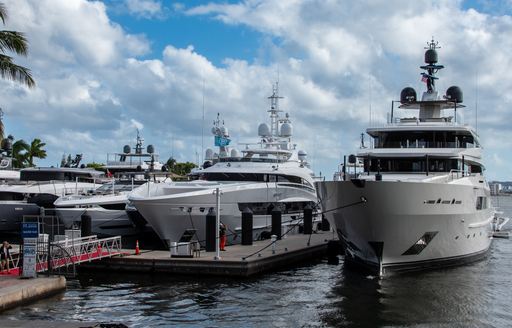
[475,70,479,133]
[268,81,284,138]
[201,78,205,163]
[368,74,372,127]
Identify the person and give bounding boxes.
[0,241,12,272]
[219,222,227,251]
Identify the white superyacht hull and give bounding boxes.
[317,176,494,275]
[130,182,317,246]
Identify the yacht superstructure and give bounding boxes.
[317,40,494,275]
[129,84,318,246]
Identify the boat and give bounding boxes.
[0,167,102,234]
[317,39,495,275]
[104,129,164,174]
[129,84,319,247]
[54,133,169,238]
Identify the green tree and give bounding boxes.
[11,138,28,168]
[86,162,104,170]
[26,138,46,167]
[165,157,197,176]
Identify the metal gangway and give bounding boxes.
[36,235,123,275]
[2,235,123,277]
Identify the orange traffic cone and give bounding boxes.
[135,240,140,255]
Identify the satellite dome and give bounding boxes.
[211,127,218,135]
[258,123,271,137]
[425,49,438,64]
[123,145,131,154]
[400,87,417,104]
[231,149,241,158]
[147,144,155,154]
[298,150,307,161]
[280,123,293,137]
[220,126,229,137]
[446,86,463,103]
[205,148,214,160]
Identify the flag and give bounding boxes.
[421,74,429,83]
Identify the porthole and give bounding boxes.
[473,233,475,238]
[467,235,470,238]
[455,236,459,240]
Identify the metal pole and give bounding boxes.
[75,177,78,195]
[214,187,221,260]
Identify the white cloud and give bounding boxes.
[126,0,164,19]
[1,0,512,180]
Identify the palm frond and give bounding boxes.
[0,54,35,88]
[0,31,28,55]
[0,3,6,25]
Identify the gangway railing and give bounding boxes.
[36,235,123,273]
[1,235,123,277]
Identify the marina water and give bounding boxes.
[1,196,511,327]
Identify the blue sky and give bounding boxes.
[1,0,512,180]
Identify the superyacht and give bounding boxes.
[129,84,318,246]
[317,40,494,275]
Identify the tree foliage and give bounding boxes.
[166,157,197,176]
[0,2,35,88]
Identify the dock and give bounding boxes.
[81,231,337,277]
[0,275,66,312]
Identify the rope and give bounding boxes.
[240,197,367,260]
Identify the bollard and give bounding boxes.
[81,214,92,237]
[205,208,216,252]
[271,234,277,254]
[271,209,282,240]
[321,214,330,231]
[327,240,341,265]
[303,205,313,235]
[241,207,253,245]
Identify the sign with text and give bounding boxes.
[21,222,39,278]
[21,222,39,238]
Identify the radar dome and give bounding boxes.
[425,49,438,64]
[205,148,214,160]
[123,145,131,154]
[147,144,155,154]
[348,154,357,164]
[258,123,271,137]
[400,87,417,104]
[280,123,293,137]
[231,149,241,158]
[211,127,219,135]
[446,86,463,103]
[220,126,229,137]
[298,150,307,161]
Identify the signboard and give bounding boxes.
[21,222,39,238]
[214,136,231,147]
[21,222,39,278]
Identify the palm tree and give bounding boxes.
[0,2,35,88]
[0,3,35,142]
[11,138,28,168]
[26,138,46,167]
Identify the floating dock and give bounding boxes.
[0,275,66,312]
[81,231,337,277]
